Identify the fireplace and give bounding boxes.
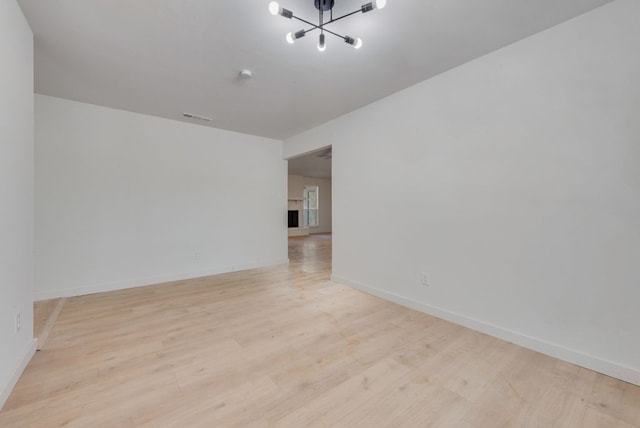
[288,210,299,228]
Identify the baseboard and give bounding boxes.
[34,258,290,300]
[230,259,289,272]
[332,275,640,387]
[0,338,37,410]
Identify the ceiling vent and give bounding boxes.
[182,112,213,122]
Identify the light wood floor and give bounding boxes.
[2,234,639,426]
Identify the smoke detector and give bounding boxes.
[239,69,253,79]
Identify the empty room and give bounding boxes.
[1,0,639,426]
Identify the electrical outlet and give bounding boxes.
[421,272,430,286]
[15,311,21,334]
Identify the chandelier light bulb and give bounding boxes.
[344,36,363,49]
[286,30,305,44]
[286,32,295,44]
[318,34,326,52]
[375,0,386,9]
[269,1,280,15]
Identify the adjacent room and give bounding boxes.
[287,146,332,238]
[1,0,639,425]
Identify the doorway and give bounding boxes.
[286,146,332,260]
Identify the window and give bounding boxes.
[303,186,319,227]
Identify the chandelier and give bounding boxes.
[269,0,387,51]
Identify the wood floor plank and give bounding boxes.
[1,233,639,427]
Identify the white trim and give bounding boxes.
[34,259,289,300]
[0,339,37,410]
[332,275,640,387]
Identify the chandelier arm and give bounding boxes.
[292,15,322,30]
[290,8,361,30]
[285,4,357,43]
[322,9,362,26]
[319,27,346,39]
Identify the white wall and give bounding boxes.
[285,0,640,385]
[0,0,36,409]
[35,95,287,300]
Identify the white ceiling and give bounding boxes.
[18,0,613,140]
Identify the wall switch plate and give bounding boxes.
[421,272,429,286]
